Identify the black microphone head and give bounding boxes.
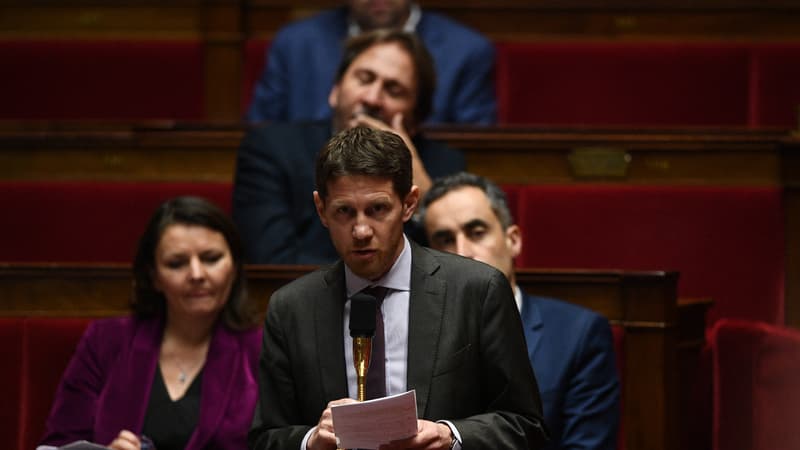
[349,292,376,337]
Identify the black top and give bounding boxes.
[141,365,203,450]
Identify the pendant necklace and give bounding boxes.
[178,366,188,384]
[175,358,193,384]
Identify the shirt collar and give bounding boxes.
[347,3,421,37]
[514,284,522,313]
[345,235,412,297]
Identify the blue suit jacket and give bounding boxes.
[245,7,496,125]
[41,316,261,450]
[232,121,465,264]
[521,292,621,450]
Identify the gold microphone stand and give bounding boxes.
[338,335,372,449]
[353,336,372,402]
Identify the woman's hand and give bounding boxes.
[107,429,143,450]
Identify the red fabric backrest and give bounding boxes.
[0,318,25,450]
[0,181,232,262]
[748,43,800,127]
[710,319,800,450]
[20,318,92,450]
[500,184,525,225]
[515,184,784,327]
[242,39,270,117]
[0,39,205,120]
[495,41,751,126]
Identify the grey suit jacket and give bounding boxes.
[249,242,548,449]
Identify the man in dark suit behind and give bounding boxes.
[248,127,548,450]
[418,172,621,450]
[233,30,465,265]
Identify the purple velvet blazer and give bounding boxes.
[40,315,261,450]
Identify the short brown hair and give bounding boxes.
[315,126,412,201]
[335,29,436,124]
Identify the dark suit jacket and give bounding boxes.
[521,292,620,450]
[245,7,496,125]
[40,316,261,450]
[232,121,465,264]
[249,243,548,449]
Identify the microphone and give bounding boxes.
[349,292,377,402]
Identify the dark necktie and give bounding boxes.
[364,286,388,400]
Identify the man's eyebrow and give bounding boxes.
[327,199,352,208]
[430,229,454,241]
[463,218,489,230]
[384,79,409,92]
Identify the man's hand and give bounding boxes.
[349,112,432,196]
[378,420,453,450]
[307,398,358,450]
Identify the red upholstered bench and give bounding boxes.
[0,39,205,120]
[495,41,752,126]
[0,317,92,450]
[748,43,800,127]
[0,318,25,450]
[710,319,800,450]
[242,39,270,117]
[514,184,784,328]
[0,181,232,262]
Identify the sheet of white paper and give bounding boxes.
[36,441,110,450]
[59,441,109,450]
[331,389,418,450]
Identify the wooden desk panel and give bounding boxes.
[0,262,694,450]
[0,124,788,184]
[0,123,795,332]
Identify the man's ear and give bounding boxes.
[506,224,523,259]
[313,191,329,228]
[402,185,420,222]
[328,85,340,110]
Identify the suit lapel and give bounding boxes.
[95,318,161,444]
[318,262,349,400]
[520,292,544,360]
[406,244,446,418]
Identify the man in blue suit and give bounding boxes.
[245,0,496,125]
[418,172,621,450]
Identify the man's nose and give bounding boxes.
[353,222,374,240]
[455,236,475,259]
[361,82,383,107]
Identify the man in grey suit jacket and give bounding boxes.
[249,127,548,450]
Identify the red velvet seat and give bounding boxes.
[0,181,232,262]
[495,41,751,126]
[0,317,92,450]
[242,39,270,117]
[748,43,800,127]
[0,39,205,120]
[0,318,25,450]
[20,318,92,450]
[710,319,800,450]
[515,184,784,327]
